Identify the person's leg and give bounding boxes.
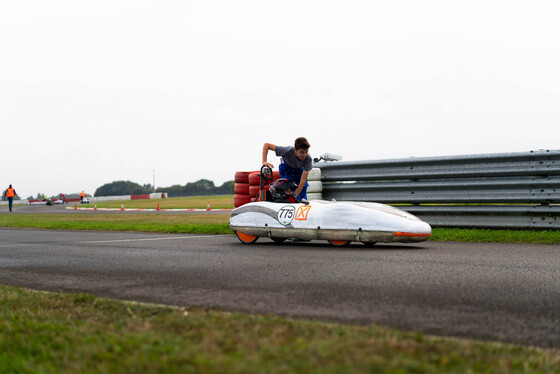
[278,161,289,179]
[279,162,308,201]
[8,197,13,211]
[291,168,308,201]
[298,182,308,201]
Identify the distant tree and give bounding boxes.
[155,179,234,197]
[183,179,215,196]
[216,181,235,194]
[158,184,184,198]
[94,181,153,197]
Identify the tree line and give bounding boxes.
[94,179,234,197]
[3,179,235,201]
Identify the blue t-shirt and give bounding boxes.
[275,145,312,171]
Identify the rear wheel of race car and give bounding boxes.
[270,237,286,243]
[328,240,351,247]
[235,231,259,244]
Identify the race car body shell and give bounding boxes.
[229,200,431,243]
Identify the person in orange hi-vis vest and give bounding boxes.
[3,184,16,212]
[80,191,85,203]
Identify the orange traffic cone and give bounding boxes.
[206,202,211,211]
[157,202,160,211]
[74,203,77,210]
[94,204,97,210]
[121,203,125,211]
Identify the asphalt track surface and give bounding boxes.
[1,206,559,349]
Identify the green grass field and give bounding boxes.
[1,195,560,372]
[82,195,235,210]
[1,285,559,374]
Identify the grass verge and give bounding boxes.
[1,285,559,374]
[1,213,559,244]
[0,214,231,235]
[432,228,560,245]
[81,195,235,210]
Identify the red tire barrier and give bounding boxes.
[249,170,279,185]
[249,184,269,198]
[235,171,258,183]
[234,183,250,195]
[131,194,151,200]
[248,172,261,186]
[234,194,252,208]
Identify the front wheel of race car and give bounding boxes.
[235,231,259,244]
[328,240,351,247]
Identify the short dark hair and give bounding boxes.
[294,137,310,150]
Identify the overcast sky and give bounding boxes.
[1,1,559,198]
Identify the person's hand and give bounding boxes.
[263,162,274,169]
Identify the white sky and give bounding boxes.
[1,1,559,198]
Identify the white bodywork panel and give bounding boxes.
[229,200,431,243]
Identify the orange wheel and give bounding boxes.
[235,231,259,244]
[328,240,350,247]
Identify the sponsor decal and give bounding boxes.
[277,205,296,226]
[295,205,311,221]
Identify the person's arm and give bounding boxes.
[294,170,310,198]
[262,143,276,168]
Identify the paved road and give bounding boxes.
[0,228,558,348]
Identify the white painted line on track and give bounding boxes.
[66,207,232,212]
[78,235,219,244]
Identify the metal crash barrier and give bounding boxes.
[316,150,560,229]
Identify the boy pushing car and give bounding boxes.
[262,137,312,201]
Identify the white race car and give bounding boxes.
[229,199,431,246]
[230,166,431,246]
